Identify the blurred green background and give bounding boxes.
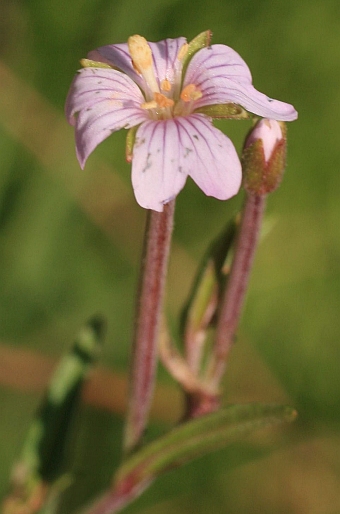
[1,0,340,512]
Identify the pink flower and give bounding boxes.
[66,31,297,211]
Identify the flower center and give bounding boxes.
[128,35,202,119]
[141,93,174,110]
[180,84,203,102]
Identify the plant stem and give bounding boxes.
[205,192,266,392]
[83,480,150,514]
[124,200,175,454]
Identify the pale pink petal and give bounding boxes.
[148,37,187,85]
[185,45,298,121]
[65,67,147,167]
[175,114,242,199]
[131,120,188,211]
[131,114,241,211]
[88,37,187,93]
[184,44,252,88]
[245,118,283,162]
[88,44,145,90]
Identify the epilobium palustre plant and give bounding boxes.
[3,31,297,514]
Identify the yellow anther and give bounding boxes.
[180,83,203,102]
[161,79,171,92]
[141,100,158,110]
[177,43,189,61]
[128,35,153,74]
[154,93,174,108]
[127,34,160,94]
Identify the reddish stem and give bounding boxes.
[84,477,150,514]
[206,192,266,392]
[124,201,175,453]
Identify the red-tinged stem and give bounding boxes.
[205,192,266,393]
[84,477,151,514]
[124,200,175,454]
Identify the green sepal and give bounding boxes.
[126,125,139,163]
[116,403,297,488]
[181,30,212,79]
[242,122,287,195]
[80,58,113,69]
[195,103,250,119]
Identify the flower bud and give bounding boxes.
[242,119,287,195]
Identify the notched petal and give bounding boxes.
[131,120,188,211]
[177,114,242,200]
[131,115,242,210]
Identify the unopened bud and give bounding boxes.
[242,119,287,195]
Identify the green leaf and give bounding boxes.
[116,403,297,487]
[3,317,105,513]
[36,316,105,482]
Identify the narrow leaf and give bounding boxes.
[116,403,297,486]
[2,316,105,514]
[84,404,296,514]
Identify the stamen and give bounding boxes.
[177,43,189,61]
[161,79,171,92]
[128,35,160,94]
[128,35,152,73]
[141,100,158,110]
[154,93,174,108]
[180,84,203,102]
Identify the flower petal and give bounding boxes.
[88,37,187,94]
[88,44,144,89]
[65,67,147,168]
[131,114,241,211]
[131,120,188,211]
[185,45,298,121]
[175,114,242,199]
[148,37,187,86]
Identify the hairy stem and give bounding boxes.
[124,201,175,454]
[83,480,150,514]
[205,193,266,392]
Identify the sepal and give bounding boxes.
[126,125,139,163]
[80,58,113,69]
[195,103,249,119]
[181,30,212,78]
[242,119,287,195]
